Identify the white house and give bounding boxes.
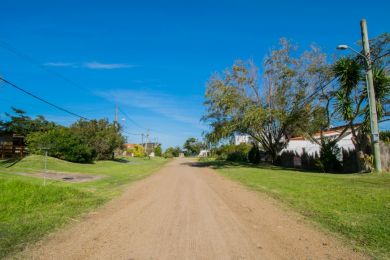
[234,134,252,145]
[198,149,210,157]
[283,126,355,156]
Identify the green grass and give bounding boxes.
[0,155,168,258]
[202,161,390,259]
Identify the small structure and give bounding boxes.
[0,133,25,159]
[198,149,210,157]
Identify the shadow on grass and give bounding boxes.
[182,160,284,171]
[184,160,362,175]
[112,158,131,163]
[0,157,23,168]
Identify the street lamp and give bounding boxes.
[336,19,382,172]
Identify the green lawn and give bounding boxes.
[202,160,390,259]
[0,155,167,258]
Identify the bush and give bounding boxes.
[154,146,162,157]
[163,147,181,158]
[380,130,390,143]
[127,144,145,157]
[315,139,342,173]
[215,144,252,162]
[248,145,262,164]
[26,127,93,163]
[70,119,125,160]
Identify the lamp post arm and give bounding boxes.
[347,46,369,63]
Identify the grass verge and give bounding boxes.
[201,160,390,259]
[0,155,167,258]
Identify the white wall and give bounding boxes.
[234,134,251,145]
[283,133,355,156]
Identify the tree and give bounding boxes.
[300,33,389,172]
[70,119,125,160]
[26,127,93,163]
[163,146,181,158]
[0,107,56,136]
[183,137,204,156]
[203,39,328,164]
[154,145,162,157]
[331,34,390,171]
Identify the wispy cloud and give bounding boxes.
[43,62,75,67]
[95,89,206,129]
[43,61,136,70]
[83,61,136,70]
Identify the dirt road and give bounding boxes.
[23,158,365,259]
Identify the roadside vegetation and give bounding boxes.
[0,155,167,258]
[200,160,390,259]
[200,34,389,258]
[0,107,125,163]
[202,34,390,173]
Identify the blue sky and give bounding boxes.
[0,0,389,148]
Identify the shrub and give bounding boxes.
[248,145,262,164]
[215,144,252,162]
[380,130,390,143]
[154,145,162,157]
[127,144,145,157]
[26,127,93,163]
[70,119,125,160]
[163,147,181,158]
[315,139,342,173]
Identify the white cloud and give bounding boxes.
[43,62,75,67]
[43,61,136,70]
[83,61,136,70]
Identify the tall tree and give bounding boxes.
[183,137,204,156]
[203,39,328,163]
[0,107,56,135]
[70,119,125,160]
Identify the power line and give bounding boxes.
[0,76,89,120]
[0,41,158,132]
[297,76,339,109]
[118,107,149,131]
[0,41,92,93]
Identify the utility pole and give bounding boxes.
[146,129,150,156]
[360,19,382,172]
[114,104,118,128]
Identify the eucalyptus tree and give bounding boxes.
[203,39,329,164]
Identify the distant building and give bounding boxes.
[198,149,210,157]
[123,143,136,150]
[140,142,161,156]
[122,143,136,157]
[234,134,252,145]
[0,133,25,158]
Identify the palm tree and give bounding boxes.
[333,56,390,171]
